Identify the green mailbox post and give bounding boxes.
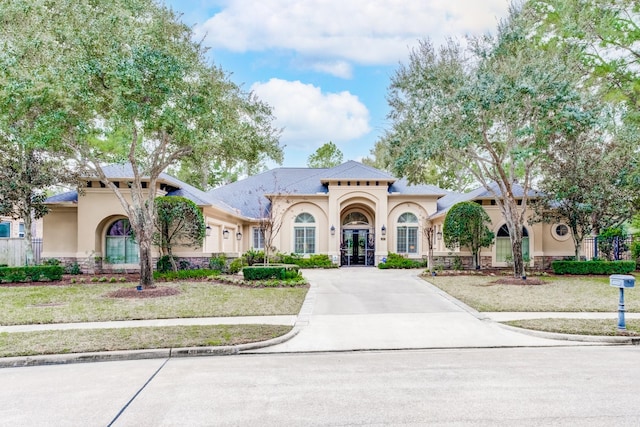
[610,274,635,331]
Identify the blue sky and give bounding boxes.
[165,0,511,167]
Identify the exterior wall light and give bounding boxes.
[205,225,212,237]
[381,225,386,236]
[437,231,442,240]
[330,225,335,235]
[223,229,230,239]
[236,231,242,241]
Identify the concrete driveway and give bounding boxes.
[253,268,586,352]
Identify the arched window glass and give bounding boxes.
[294,213,315,254]
[398,212,418,223]
[105,219,139,264]
[295,213,315,223]
[496,225,529,262]
[342,212,369,226]
[397,212,419,254]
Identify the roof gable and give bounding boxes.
[320,161,395,182]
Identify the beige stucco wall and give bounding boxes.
[42,178,577,269]
[431,203,575,267]
[42,207,78,257]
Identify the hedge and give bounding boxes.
[280,253,335,268]
[378,253,426,269]
[242,264,300,280]
[551,260,636,275]
[0,265,64,283]
[153,269,220,281]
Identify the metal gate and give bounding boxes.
[340,229,375,266]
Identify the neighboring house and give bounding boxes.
[0,216,43,266]
[0,217,26,239]
[42,161,575,272]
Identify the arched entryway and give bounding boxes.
[340,210,375,266]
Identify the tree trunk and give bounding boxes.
[139,239,155,288]
[130,206,156,289]
[167,245,177,272]
[22,214,34,266]
[501,197,526,278]
[573,240,581,261]
[510,237,525,278]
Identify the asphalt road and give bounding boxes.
[2,346,639,426]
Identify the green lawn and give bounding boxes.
[425,274,638,312]
[0,325,292,358]
[425,273,640,336]
[0,281,308,326]
[504,319,640,337]
[0,280,307,357]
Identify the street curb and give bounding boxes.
[0,326,302,369]
[0,282,318,369]
[495,322,640,345]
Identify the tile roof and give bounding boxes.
[45,190,78,203]
[320,161,396,181]
[433,182,540,218]
[45,162,538,221]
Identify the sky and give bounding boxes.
[164,0,511,168]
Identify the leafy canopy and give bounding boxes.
[443,202,494,268]
[307,142,344,168]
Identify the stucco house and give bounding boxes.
[42,161,575,272]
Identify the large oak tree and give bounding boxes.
[383,5,597,277]
[1,0,282,287]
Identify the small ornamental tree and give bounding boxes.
[153,196,205,271]
[443,202,495,269]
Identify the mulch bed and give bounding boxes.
[105,286,181,299]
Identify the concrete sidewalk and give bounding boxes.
[0,315,296,333]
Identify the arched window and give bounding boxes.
[397,212,419,254]
[398,212,418,223]
[496,225,530,262]
[294,213,315,254]
[343,212,369,226]
[105,219,139,264]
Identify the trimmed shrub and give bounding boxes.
[154,268,220,281]
[0,265,64,283]
[228,258,245,274]
[242,264,300,280]
[378,253,426,269]
[209,255,227,272]
[156,255,175,273]
[65,262,82,275]
[244,249,265,266]
[551,260,636,275]
[280,253,335,268]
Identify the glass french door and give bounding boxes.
[341,229,375,266]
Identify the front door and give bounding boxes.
[341,229,375,266]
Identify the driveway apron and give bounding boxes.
[252,268,586,353]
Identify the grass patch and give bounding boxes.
[504,318,640,337]
[0,282,307,325]
[0,325,292,357]
[425,274,639,312]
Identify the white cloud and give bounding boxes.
[196,0,510,69]
[251,78,371,150]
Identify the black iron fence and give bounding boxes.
[581,236,635,261]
